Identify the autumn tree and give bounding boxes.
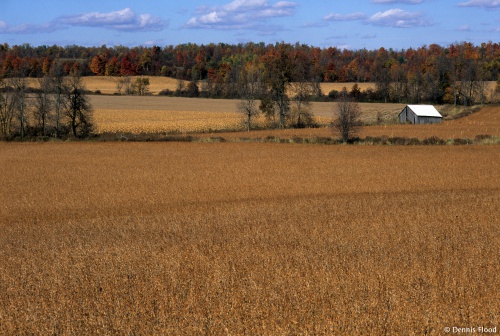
[120,53,139,76]
[140,49,152,74]
[262,43,295,128]
[372,48,392,102]
[332,88,362,143]
[90,54,107,76]
[105,56,120,76]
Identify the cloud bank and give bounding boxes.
[457,0,500,8]
[58,8,166,32]
[371,0,424,4]
[0,8,166,34]
[324,12,367,21]
[323,8,433,28]
[186,0,298,30]
[367,9,432,27]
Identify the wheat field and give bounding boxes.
[1,143,498,335]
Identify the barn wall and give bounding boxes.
[398,108,407,123]
[416,116,442,124]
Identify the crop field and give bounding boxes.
[202,105,500,141]
[91,95,405,134]
[1,142,498,334]
[90,95,499,139]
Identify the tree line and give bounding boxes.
[1,41,498,104]
[0,66,93,141]
[1,41,498,140]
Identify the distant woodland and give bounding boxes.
[0,41,499,105]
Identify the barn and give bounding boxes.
[398,105,443,124]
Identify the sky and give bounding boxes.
[0,0,498,50]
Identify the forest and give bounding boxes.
[0,41,498,105]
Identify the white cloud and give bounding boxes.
[223,0,268,11]
[372,0,424,4]
[367,8,433,27]
[457,0,500,8]
[186,0,297,30]
[0,21,59,34]
[324,12,367,21]
[0,8,166,35]
[458,24,471,31]
[58,8,166,32]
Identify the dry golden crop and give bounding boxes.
[197,105,500,140]
[94,109,246,133]
[90,95,406,134]
[0,142,498,335]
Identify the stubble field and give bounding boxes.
[1,142,498,334]
[91,94,499,139]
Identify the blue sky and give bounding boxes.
[1,0,498,49]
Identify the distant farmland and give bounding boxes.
[90,95,499,139]
[91,95,405,134]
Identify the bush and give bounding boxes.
[158,89,173,96]
[453,138,473,145]
[422,136,446,145]
[475,134,492,142]
[328,90,339,100]
[388,137,408,145]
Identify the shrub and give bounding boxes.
[422,136,446,145]
[475,134,492,142]
[158,89,173,96]
[453,138,473,145]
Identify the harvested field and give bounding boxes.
[95,109,244,133]
[91,96,245,133]
[196,105,500,140]
[90,95,405,134]
[84,76,180,94]
[0,143,498,334]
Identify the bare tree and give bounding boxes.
[332,88,362,143]
[50,61,67,138]
[0,79,16,140]
[238,63,263,131]
[33,76,54,136]
[291,81,315,128]
[11,76,28,140]
[237,99,258,132]
[116,76,133,95]
[64,73,94,138]
[133,77,150,96]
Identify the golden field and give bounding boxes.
[90,95,499,139]
[90,95,405,134]
[199,105,500,140]
[0,143,498,334]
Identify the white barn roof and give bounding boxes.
[407,105,442,118]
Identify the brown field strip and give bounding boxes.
[0,143,498,334]
[198,105,500,140]
[90,95,498,138]
[90,95,406,134]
